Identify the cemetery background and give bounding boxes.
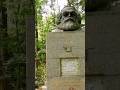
[0,0,84,90]
[1,0,120,90]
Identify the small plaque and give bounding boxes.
[61,58,80,76]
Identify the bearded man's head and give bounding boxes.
[56,6,81,31]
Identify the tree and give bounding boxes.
[1,0,34,89]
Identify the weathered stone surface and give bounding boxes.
[48,77,85,90]
[86,7,120,90]
[86,10,120,75]
[46,31,85,90]
[86,76,120,90]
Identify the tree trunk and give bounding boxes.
[0,1,8,90]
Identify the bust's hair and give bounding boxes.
[61,6,77,11]
[56,6,81,25]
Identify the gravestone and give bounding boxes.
[46,6,85,90]
[46,31,85,90]
[86,4,120,90]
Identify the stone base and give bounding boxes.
[47,77,85,90]
[46,31,85,90]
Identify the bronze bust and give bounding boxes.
[52,6,81,32]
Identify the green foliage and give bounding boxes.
[5,54,26,89]
[35,0,85,87]
[35,62,46,86]
[35,0,55,86]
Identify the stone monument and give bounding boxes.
[46,6,85,90]
[86,1,120,90]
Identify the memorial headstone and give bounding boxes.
[86,3,120,90]
[46,6,85,90]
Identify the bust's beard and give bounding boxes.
[57,20,80,31]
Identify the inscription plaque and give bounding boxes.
[61,58,80,76]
